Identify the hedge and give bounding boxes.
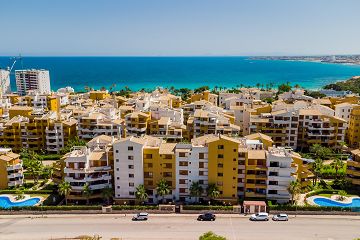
[0,190,54,194]
[269,205,352,212]
[112,205,158,210]
[0,205,103,211]
[182,205,233,211]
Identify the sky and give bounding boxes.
[1,0,360,56]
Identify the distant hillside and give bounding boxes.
[323,76,360,94]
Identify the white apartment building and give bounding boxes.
[334,102,354,122]
[0,69,11,95]
[113,137,146,204]
[15,69,51,96]
[174,143,209,202]
[266,147,296,203]
[63,145,112,201]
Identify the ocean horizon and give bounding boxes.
[1,56,360,92]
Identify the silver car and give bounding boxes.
[132,212,149,221]
[249,212,269,221]
[272,214,288,221]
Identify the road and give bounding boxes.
[0,214,359,240]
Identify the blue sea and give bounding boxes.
[1,57,360,92]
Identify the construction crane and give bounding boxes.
[0,55,22,99]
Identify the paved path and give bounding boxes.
[0,214,359,240]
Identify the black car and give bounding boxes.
[197,213,216,221]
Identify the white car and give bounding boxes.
[272,214,288,221]
[132,212,149,221]
[249,212,269,221]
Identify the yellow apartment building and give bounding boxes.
[245,149,267,199]
[348,106,360,148]
[0,149,23,189]
[89,90,111,101]
[125,111,151,136]
[207,135,239,203]
[347,149,360,186]
[190,90,218,106]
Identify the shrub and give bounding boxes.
[199,231,226,240]
[112,205,158,210]
[182,205,233,211]
[305,189,340,198]
[0,205,103,211]
[269,205,351,212]
[0,190,54,194]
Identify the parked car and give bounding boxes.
[272,214,288,221]
[197,212,216,221]
[249,212,269,221]
[132,212,149,221]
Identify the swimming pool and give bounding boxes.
[0,196,41,209]
[313,197,360,207]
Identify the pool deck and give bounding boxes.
[307,195,360,206]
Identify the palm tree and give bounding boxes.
[288,180,301,205]
[311,158,323,185]
[101,187,113,205]
[135,184,148,204]
[82,183,92,205]
[58,181,72,205]
[189,181,203,203]
[156,179,171,203]
[256,83,261,89]
[331,158,344,179]
[206,183,220,203]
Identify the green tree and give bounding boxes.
[60,137,86,154]
[311,158,324,185]
[288,180,301,205]
[294,84,301,89]
[277,83,291,94]
[82,183,92,205]
[337,190,347,201]
[206,183,220,202]
[156,179,171,203]
[256,83,261,89]
[199,231,226,240]
[310,144,332,160]
[58,181,72,205]
[42,165,54,180]
[23,150,43,184]
[101,187,113,205]
[331,158,345,179]
[189,181,203,203]
[135,184,148,204]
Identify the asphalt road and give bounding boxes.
[0,214,359,240]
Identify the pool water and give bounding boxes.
[313,197,360,207]
[0,196,41,208]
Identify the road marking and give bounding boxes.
[229,216,237,240]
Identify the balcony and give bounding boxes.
[8,180,23,187]
[347,160,360,168]
[245,192,266,198]
[8,172,23,179]
[346,169,360,177]
[7,163,22,171]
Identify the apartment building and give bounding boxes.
[15,69,51,96]
[0,69,11,95]
[125,111,150,136]
[147,117,184,141]
[0,148,23,189]
[297,109,346,150]
[17,93,59,112]
[113,136,146,204]
[191,109,240,138]
[190,90,218,106]
[348,106,360,148]
[46,118,77,153]
[346,149,360,187]
[63,142,113,202]
[78,109,125,140]
[249,110,299,149]
[0,116,29,152]
[266,147,296,203]
[89,90,111,101]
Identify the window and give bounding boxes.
[116,168,119,171]
[179,170,188,175]
[199,162,204,168]
[144,154,153,159]
[218,145,224,149]
[218,154,224,158]
[128,155,134,160]
[129,191,135,196]
[217,173,223,177]
[217,163,223,168]
[199,171,204,176]
[116,159,119,162]
[129,182,134,187]
[147,163,153,168]
[179,152,186,157]
[128,146,133,151]
[199,153,205,159]
[179,161,188,166]
[129,174,134,178]
[128,165,134,169]
[179,179,186,184]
